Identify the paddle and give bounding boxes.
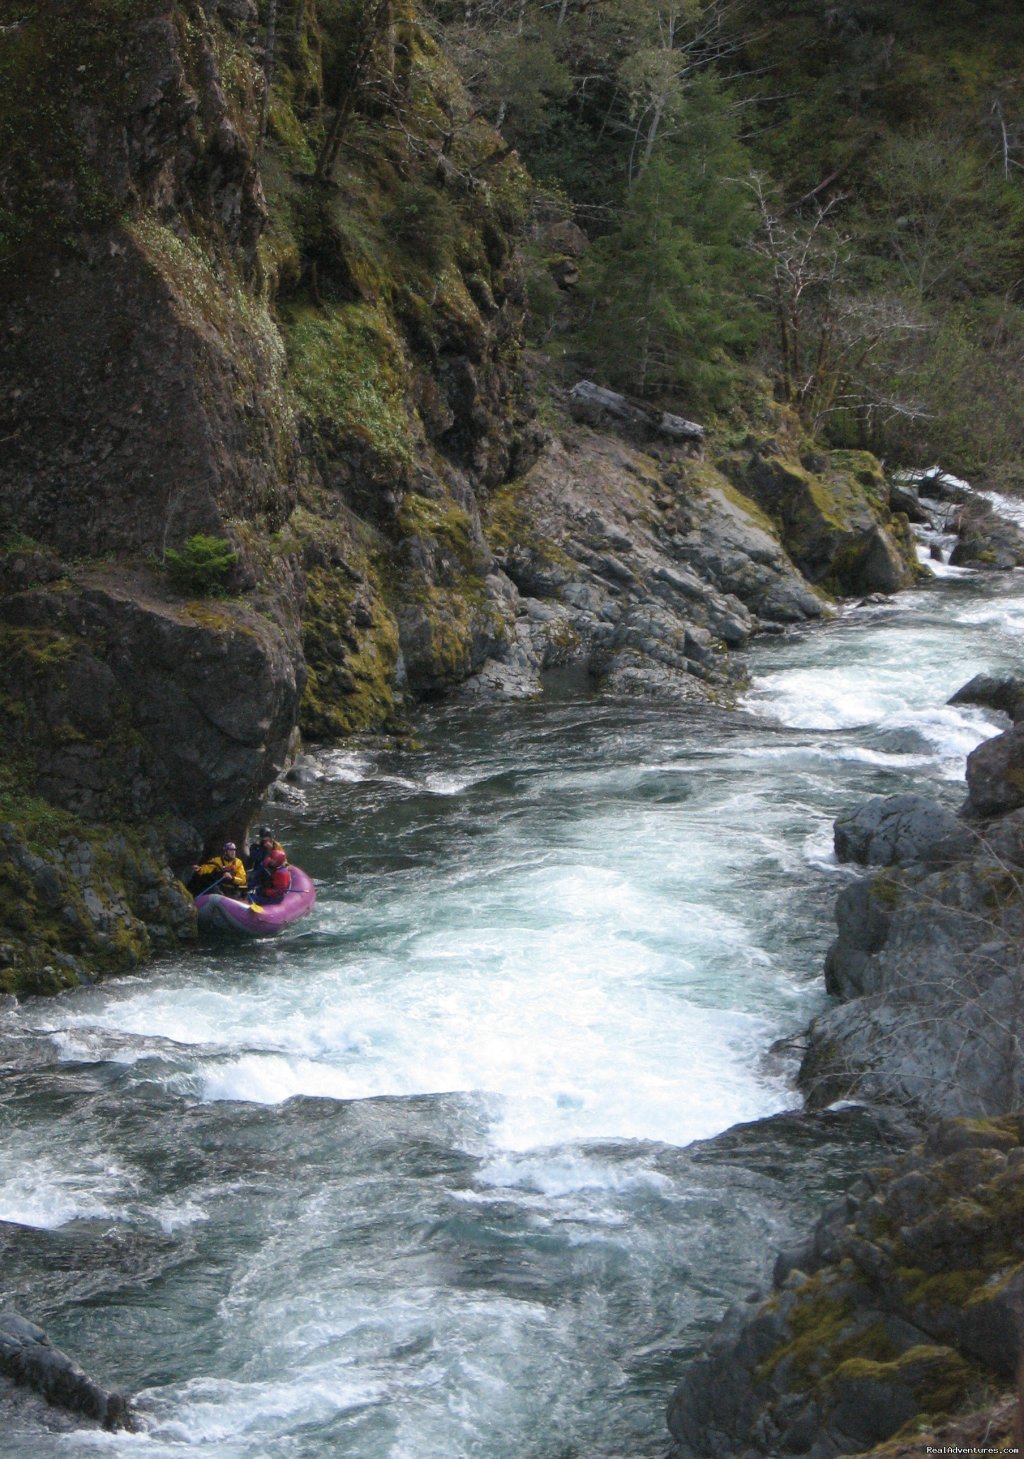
[195,871,230,898]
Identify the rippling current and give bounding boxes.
[2,528,1023,1458]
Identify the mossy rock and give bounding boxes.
[823,1344,980,1440]
[0,816,195,997]
[719,444,917,595]
[285,302,416,481]
[299,554,403,739]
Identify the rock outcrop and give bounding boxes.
[794,678,1024,1120]
[802,802,1024,1117]
[720,444,920,597]
[666,1116,1024,1459]
[0,820,195,997]
[0,0,534,991]
[468,426,827,702]
[832,793,967,869]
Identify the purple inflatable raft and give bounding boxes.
[195,866,317,938]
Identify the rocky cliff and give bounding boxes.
[0,0,922,996]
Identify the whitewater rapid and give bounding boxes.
[0,541,1021,1457]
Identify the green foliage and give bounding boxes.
[164,534,239,597]
[429,0,1024,473]
[285,303,414,469]
[384,180,456,273]
[860,301,1024,487]
[576,76,760,405]
[479,19,572,150]
[857,127,1024,302]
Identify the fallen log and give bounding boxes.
[567,380,705,445]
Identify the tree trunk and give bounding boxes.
[313,0,388,182]
[259,0,278,141]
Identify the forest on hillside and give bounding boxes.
[304,0,1024,482]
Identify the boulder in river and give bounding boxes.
[0,1312,134,1431]
[949,672,1024,723]
[720,445,919,596]
[965,723,1024,816]
[833,793,966,867]
[949,496,1024,569]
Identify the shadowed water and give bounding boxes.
[0,564,1021,1458]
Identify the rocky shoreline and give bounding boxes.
[664,672,1024,1458]
[0,0,935,999]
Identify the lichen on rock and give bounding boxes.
[666,1116,1024,1459]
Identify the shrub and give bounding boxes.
[164,534,238,597]
[384,182,454,274]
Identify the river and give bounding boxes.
[1,516,1022,1458]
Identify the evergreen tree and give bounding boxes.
[577,75,759,404]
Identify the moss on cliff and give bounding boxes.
[0,810,195,998]
[826,1343,979,1418]
[287,303,415,473]
[300,564,402,738]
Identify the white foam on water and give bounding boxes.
[475,1147,672,1201]
[33,909,795,1160]
[0,1148,131,1230]
[956,598,1024,638]
[917,553,976,580]
[137,1370,384,1450]
[152,1197,210,1235]
[978,488,1024,528]
[421,770,481,795]
[744,664,995,742]
[317,749,375,783]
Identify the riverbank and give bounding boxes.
[666,526,1024,1455]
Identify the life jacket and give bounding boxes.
[262,864,292,902]
[197,854,247,891]
[249,839,284,878]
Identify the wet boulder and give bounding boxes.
[0,1312,134,1431]
[949,673,1024,724]
[834,793,966,867]
[949,497,1024,569]
[965,723,1024,816]
[887,477,930,523]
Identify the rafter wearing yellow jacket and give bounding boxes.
[193,841,248,898]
